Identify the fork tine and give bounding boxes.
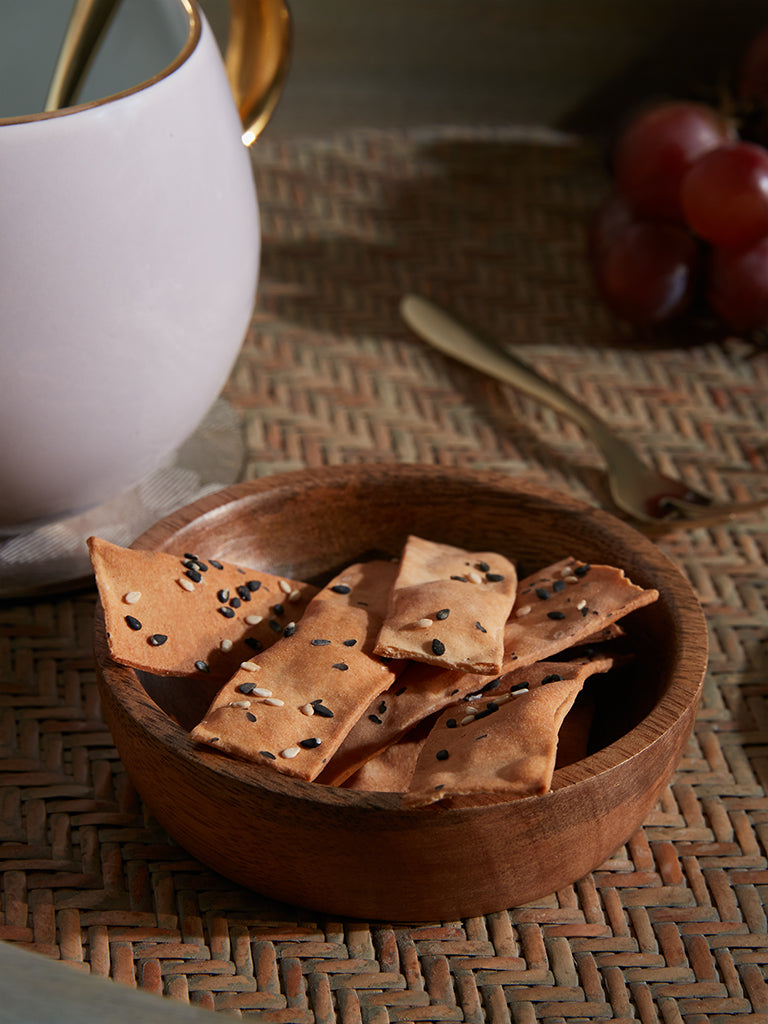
[662,494,768,523]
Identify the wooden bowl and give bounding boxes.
[93,464,707,921]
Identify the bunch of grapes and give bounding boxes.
[589,29,768,335]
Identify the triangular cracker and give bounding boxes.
[88,536,316,680]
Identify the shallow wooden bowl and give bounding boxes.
[93,464,707,921]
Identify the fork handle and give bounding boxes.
[400,294,626,456]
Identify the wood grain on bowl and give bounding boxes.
[93,464,707,920]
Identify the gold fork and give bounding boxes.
[400,294,768,528]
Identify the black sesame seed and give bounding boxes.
[217,589,230,603]
[332,662,349,671]
[435,749,450,761]
[542,673,563,684]
[196,561,208,572]
[260,750,276,760]
[486,701,499,712]
[331,584,351,594]
[284,623,297,637]
[547,611,566,620]
[245,638,263,652]
[446,718,458,728]
[148,634,168,646]
[300,738,322,749]
[125,615,142,631]
[246,579,261,591]
[574,563,591,576]
[230,597,242,609]
[237,682,257,693]
[535,587,550,600]
[475,621,487,633]
[435,608,450,620]
[185,569,202,583]
[477,561,490,573]
[311,638,331,646]
[312,702,334,718]
[209,560,224,570]
[183,553,198,562]
[581,606,589,616]
[553,579,566,592]
[272,603,284,616]
[395,686,407,696]
[236,585,251,602]
[378,701,387,714]
[195,660,210,673]
[218,606,236,618]
[479,677,501,693]
[268,620,282,633]
[485,573,504,582]
[246,712,257,722]
[450,575,466,582]
[510,681,529,692]
[343,638,357,647]
[431,638,446,656]
[475,733,489,741]
[368,714,383,725]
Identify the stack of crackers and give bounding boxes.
[89,534,658,807]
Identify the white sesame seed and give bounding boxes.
[280,746,300,759]
[220,638,233,652]
[244,614,263,626]
[288,589,302,603]
[460,714,476,726]
[239,661,260,672]
[229,700,251,708]
[177,577,195,592]
[577,599,587,610]
[564,575,579,584]
[412,618,433,628]
[250,687,273,698]
[264,697,285,707]
[300,703,315,716]
[515,604,532,617]
[279,579,292,594]
[123,591,141,604]
[467,570,483,584]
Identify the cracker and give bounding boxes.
[503,557,658,666]
[403,655,615,807]
[190,560,407,781]
[88,536,316,680]
[374,535,518,673]
[342,715,437,792]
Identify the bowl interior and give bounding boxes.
[126,464,705,787]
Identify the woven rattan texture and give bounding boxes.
[3,127,768,1020]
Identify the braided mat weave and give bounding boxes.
[2,127,768,1020]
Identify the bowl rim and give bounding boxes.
[95,463,708,811]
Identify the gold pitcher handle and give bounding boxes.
[223,0,292,145]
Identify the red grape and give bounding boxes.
[707,237,768,330]
[740,27,768,102]
[594,221,700,325]
[681,141,768,247]
[587,192,636,263]
[612,101,734,221]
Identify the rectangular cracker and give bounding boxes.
[88,536,316,680]
[402,655,615,807]
[190,560,406,781]
[374,535,518,673]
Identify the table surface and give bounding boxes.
[3,124,768,1021]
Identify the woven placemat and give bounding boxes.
[2,126,768,1020]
